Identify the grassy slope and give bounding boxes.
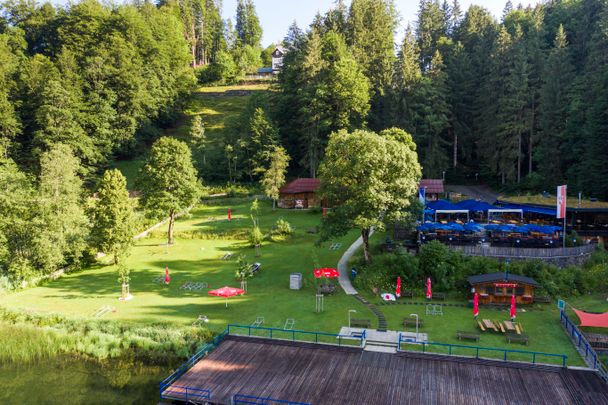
[0,199,372,335]
[499,194,608,208]
[112,83,271,188]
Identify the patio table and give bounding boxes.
[503,321,516,331]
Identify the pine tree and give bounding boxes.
[235,0,262,48]
[391,26,422,132]
[537,25,572,184]
[91,169,135,264]
[417,0,448,71]
[261,146,290,209]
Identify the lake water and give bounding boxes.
[0,356,169,404]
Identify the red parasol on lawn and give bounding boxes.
[396,276,401,298]
[208,286,245,308]
[473,292,479,318]
[164,265,170,285]
[313,268,340,278]
[510,294,517,320]
[425,277,432,300]
[227,208,232,221]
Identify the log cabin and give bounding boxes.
[467,272,539,305]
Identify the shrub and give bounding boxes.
[273,218,293,236]
[354,253,419,293]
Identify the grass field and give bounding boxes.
[499,193,608,208]
[0,199,372,335]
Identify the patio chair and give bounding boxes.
[251,316,264,327]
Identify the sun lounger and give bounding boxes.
[284,319,295,330]
[251,316,264,327]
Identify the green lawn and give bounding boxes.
[0,199,372,335]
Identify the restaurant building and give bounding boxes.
[467,272,539,305]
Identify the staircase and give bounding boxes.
[364,338,398,354]
[354,294,387,332]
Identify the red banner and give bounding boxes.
[557,185,567,219]
[494,283,518,288]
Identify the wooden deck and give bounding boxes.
[164,336,608,404]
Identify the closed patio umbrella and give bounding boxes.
[396,276,401,298]
[426,278,432,300]
[473,292,479,318]
[510,294,517,320]
[164,265,170,285]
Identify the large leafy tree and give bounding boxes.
[137,137,201,245]
[91,169,135,264]
[318,128,421,262]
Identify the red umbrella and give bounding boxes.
[473,292,479,318]
[313,268,340,278]
[510,294,517,320]
[208,286,245,308]
[396,276,401,298]
[227,208,232,221]
[425,277,432,300]
[164,265,170,285]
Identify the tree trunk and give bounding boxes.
[517,134,522,183]
[453,131,458,168]
[168,210,176,245]
[361,228,371,263]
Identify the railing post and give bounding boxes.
[532,353,536,364]
[292,330,295,342]
[270,329,273,339]
[476,347,479,359]
[248,326,251,336]
[563,356,567,367]
[448,345,452,355]
[315,333,318,343]
[185,387,189,403]
[503,351,507,361]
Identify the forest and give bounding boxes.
[1,0,608,282]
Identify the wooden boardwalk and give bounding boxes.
[163,336,608,404]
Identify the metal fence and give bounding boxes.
[560,310,608,382]
[449,244,595,259]
[227,324,366,348]
[397,334,568,367]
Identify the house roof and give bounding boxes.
[280,178,320,194]
[467,272,539,287]
[420,179,444,194]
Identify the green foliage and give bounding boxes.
[261,146,290,207]
[235,254,253,280]
[418,241,462,291]
[235,0,263,48]
[353,252,419,293]
[318,128,421,261]
[272,218,293,236]
[91,169,135,264]
[248,225,263,248]
[138,137,201,244]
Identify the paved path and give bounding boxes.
[337,229,374,295]
[446,184,499,203]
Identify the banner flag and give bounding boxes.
[419,187,426,205]
[557,185,567,219]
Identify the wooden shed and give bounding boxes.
[278,178,321,209]
[467,272,539,305]
[420,179,444,201]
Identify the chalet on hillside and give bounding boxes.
[279,178,320,209]
[272,46,286,72]
[420,179,444,201]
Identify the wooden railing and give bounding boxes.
[449,244,596,259]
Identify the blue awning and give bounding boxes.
[426,200,461,211]
[499,203,556,217]
[456,199,497,212]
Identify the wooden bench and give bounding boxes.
[350,318,371,328]
[401,290,414,298]
[477,321,486,332]
[433,292,446,301]
[403,318,424,328]
[534,296,551,304]
[506,332,529,345]
[457,331,480,342]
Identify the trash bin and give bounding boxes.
[289,273,302,290]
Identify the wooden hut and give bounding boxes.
[278,178,320,209]
[467,272,539,305]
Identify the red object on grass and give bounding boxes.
[396,276,401,298]
[313,268,340,278]
[426,277,432,299]
[208,286,245,308]
[228,208,231,221]
[473,292,479,318]
[164,265,170,284]
[510,295,517,319]
[573,308,608,328]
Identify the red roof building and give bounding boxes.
[279,178,321,209]
[419,179,444,201]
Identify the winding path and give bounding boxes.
[337,229,388,332]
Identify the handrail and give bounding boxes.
[560,310,608,382]
[159,328,228,400]
[233,394,311,405]
[227,324,366,348]
[397,335,568,367]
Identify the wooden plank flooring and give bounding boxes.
[165,336,608,404]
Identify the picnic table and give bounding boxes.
[457,331,480,342]
[433,292,446,301]
[481,319,498,332]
